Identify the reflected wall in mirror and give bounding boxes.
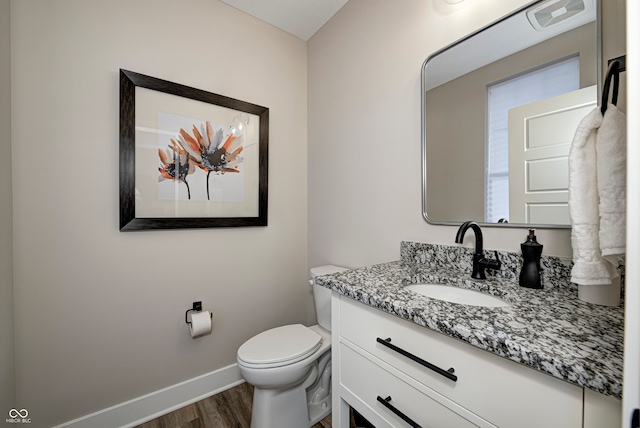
[422,0,599,228]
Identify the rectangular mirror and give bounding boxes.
[422,0,600,228]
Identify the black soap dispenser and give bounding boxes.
[519,229,543,289]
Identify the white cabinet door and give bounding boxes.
[340,343,491,428]
[338,296,583,428]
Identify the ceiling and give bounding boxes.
[220,0,349,41]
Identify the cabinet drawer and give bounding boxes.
[341,343,490,428]
[339,296,583,428]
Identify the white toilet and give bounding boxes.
[237,265,348,428]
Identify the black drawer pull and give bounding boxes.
[376,337,457,382]
[377,395,422,428]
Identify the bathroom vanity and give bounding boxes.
[320,242,623,428]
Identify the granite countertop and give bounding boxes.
[316,252,624,399]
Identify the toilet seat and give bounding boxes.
[237,324,322,368]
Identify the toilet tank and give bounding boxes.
[310,265,348,331]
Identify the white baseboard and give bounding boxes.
[53,363,244,428]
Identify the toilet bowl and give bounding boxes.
[236,266,347,428]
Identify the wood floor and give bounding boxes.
[134,382,336,428]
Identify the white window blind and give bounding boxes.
[485,57,580,223]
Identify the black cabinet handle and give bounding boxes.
[376,337,457,382]
[377,396,422,428]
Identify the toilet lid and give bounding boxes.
[237,324,322,367]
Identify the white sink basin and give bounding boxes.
[405,283,510,307]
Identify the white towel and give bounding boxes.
[596,104,627,269]
[568,108,612,285]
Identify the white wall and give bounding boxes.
[1,0,16,413]
[10,1,309,426]
[308,0,573,271]
[623,0,639,423]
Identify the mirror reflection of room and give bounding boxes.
[424,0,598,226]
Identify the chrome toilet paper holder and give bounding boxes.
[185,301,212,325]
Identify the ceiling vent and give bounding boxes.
[527,0,592,30]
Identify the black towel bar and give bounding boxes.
[601,55,626,115]
[607,55,626,73]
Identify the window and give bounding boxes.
[485,57,580,223]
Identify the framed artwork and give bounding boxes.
[119,69,269,230]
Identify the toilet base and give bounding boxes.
[307,351,332,425]
[307,391,331,426]
[251,385,310,428]
[248,351,332,428]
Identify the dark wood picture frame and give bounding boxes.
[119,69,269,231]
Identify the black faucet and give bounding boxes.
[455,221,501,280]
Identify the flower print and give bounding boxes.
[158,139,196,199]
[177,121,244,200]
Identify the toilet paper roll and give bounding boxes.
[189,310,212,337]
